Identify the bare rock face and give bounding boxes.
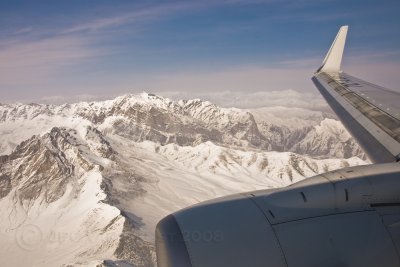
[78,94,272,150]
[0,127,81,203]
[86,126,116,159]
[113,219,156,267]
[0,124,118,203]
[0,174,11,198]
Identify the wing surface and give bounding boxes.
[312,26,400,163]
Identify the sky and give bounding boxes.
[1,0,400,106]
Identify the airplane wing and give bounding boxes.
[312,26,400,163]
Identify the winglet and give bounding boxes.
[317,25,348,73]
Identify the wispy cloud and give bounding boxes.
[62,0,285,34]
[0,35,105,87]
[0,1,215,89]
[63,2,196,34]
[275,57,321,68]
[0,2,199,95]
[34,94,112,105]
[13,26,33,35]
[0,36,98,68]
[16,88,327,112]
[126,64,319,96]
[159,89,328,110]
[64,12,141,34]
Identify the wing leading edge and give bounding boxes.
[312,26,400,163]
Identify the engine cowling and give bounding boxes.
[156,163,400,267]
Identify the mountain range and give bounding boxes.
[0,93,366,266]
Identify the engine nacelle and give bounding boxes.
[156,163,400,267]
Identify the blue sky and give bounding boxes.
[1,0,400,104]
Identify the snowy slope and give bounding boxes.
[249,106,330,129]
[0,169,124,267]
[250,106,365,159]
[111,138,364,242]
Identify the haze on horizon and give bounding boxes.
[1,0,400,106]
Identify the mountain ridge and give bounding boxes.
[0,92,365,159]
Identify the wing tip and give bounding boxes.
[317,25,349,73]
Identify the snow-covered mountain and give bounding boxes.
[0,127,154,266]
[0,93,364,158]
[0,93,366,266]
[250,106,365,159]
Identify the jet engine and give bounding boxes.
[156,163,400,267]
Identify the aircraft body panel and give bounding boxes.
[156,163,400,267]
[313,72,400,162]
[273,211,399,267]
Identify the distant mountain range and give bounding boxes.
[0,93,366,266]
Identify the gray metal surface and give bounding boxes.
[312,74,400,163]
[155,214,193,267]
[172,193,287,267]
[382,212,400,256]
[156,163,400,267]
[273,211,399,267]
[340,73,400,120]
[250,163,400,224]
[317,72,400,143]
